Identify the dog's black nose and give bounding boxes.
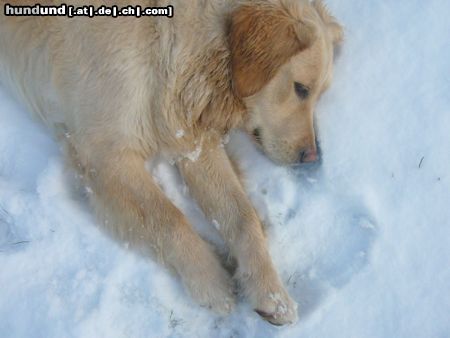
[299,148,318,163]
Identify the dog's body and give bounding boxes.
[0,0,342,325]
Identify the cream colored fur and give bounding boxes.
[0,0,342,325]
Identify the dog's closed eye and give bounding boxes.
[294,82,309,99]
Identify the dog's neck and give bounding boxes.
[172,4,248,136]
[193,51,247,134]
[157,0,246,134]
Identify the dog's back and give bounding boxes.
[0,0,236,146]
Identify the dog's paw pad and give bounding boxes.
[254,292,298,326]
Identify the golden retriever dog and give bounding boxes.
[0,0,342,325]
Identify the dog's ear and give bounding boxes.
[312,0,344,45]
[229,4,317,98]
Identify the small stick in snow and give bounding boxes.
[169,310,184,328]
[418,156,425,168]
[12,240,30,246]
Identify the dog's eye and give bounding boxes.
[294,82,309,99]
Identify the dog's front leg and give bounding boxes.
[77,149,235,314]
[178,140,298,325]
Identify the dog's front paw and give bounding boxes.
[181,255,236,315]
[189,277,236,316]
[254,290,298,326]
[240,270,298,325]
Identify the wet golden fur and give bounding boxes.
[0,0,342,325]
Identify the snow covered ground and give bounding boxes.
[1,1,450,337]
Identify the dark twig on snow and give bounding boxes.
[12,240,30,246]
[169,310,184,329]
[418,156,425,169]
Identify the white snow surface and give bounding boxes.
[1,1,450,337]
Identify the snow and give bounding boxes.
[1,1,450,337]
[175,129,185,139]
[184,142,203,162]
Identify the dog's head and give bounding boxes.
[230,0,343,165]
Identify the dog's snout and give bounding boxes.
[299,147,318,163]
